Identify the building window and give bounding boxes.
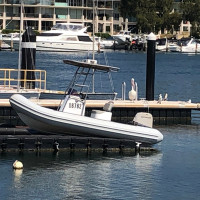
[55,8,68,19]
[69,9,82,19]
[114,24,120,31]
[106,26,110,32]
[114,2,119,9]
[114,13,119,20]
[183,26,188,31]
[41,21,53,31]
[69,0,82,6]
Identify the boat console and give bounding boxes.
[59,95,85,116]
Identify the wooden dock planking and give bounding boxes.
[86,100,200,110]
[0,99,200,110]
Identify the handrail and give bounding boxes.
[0,68,46,90]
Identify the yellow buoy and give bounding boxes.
[13,160,23,169]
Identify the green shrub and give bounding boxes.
[1,29,19,34]
[95,33,111,39]
[1,29,40,35]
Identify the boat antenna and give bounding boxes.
[17,0,23,92]
[92,0,95,60]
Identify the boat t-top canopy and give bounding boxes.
[63,59,119,72]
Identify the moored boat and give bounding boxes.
[112,30,132,45]
[179,38,200,53]
[169,38,200,53]
[3,23,99,52]
[10,59,163,145]
[156,38,179,52]
[36,23,99,52]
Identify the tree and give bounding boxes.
[168,12,182,32]
[119,0,135,19]
[155,0,173,32]
[135,0,158,33]
[119,0,179,34]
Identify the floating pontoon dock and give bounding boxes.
[0,98,199,126]
[0,132,155,152]
[0,98,199,151]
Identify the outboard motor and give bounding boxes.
[133,112,153,128]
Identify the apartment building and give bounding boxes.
[0,0,133,35]
[0,0,190,36]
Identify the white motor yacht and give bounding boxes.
[3,23,99,52]
[112,30,132,45]
[169,38,200,53]
[179,38,200,53]
[36,23,98,52]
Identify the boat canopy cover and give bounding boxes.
[63,59,119,72]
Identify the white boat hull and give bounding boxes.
[36,41,98,52]
[156,45,167,51]
[168,44,180,52]
[169,38,200,53]
[3,39,98,52]
[181,45,200,53]
[10,94,163,145]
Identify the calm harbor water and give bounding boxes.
[1,50,200,199]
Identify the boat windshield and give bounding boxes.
[156,39,166,45]
[178,39,190,46]
[52,24,84,31]
[191,39,197,44]
[119,31,130,35]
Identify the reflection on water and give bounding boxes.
[13,169,23,184]
[135,152,163,173]
[0,126,194,199]
[0,151,162,200]
[0,150,160,170]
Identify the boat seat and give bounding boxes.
[90,101,114,121]
[92,110,106,114]
[103,101,114,112]
[91,109,112,121]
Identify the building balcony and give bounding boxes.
[4,0,53,5]
[5,0,19,4]
[55,2,68,7]
[25,13,39,18]
[6,12,19,17]
[42,14,54,18]
[4,12,40,18]
[56,15,67,19]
